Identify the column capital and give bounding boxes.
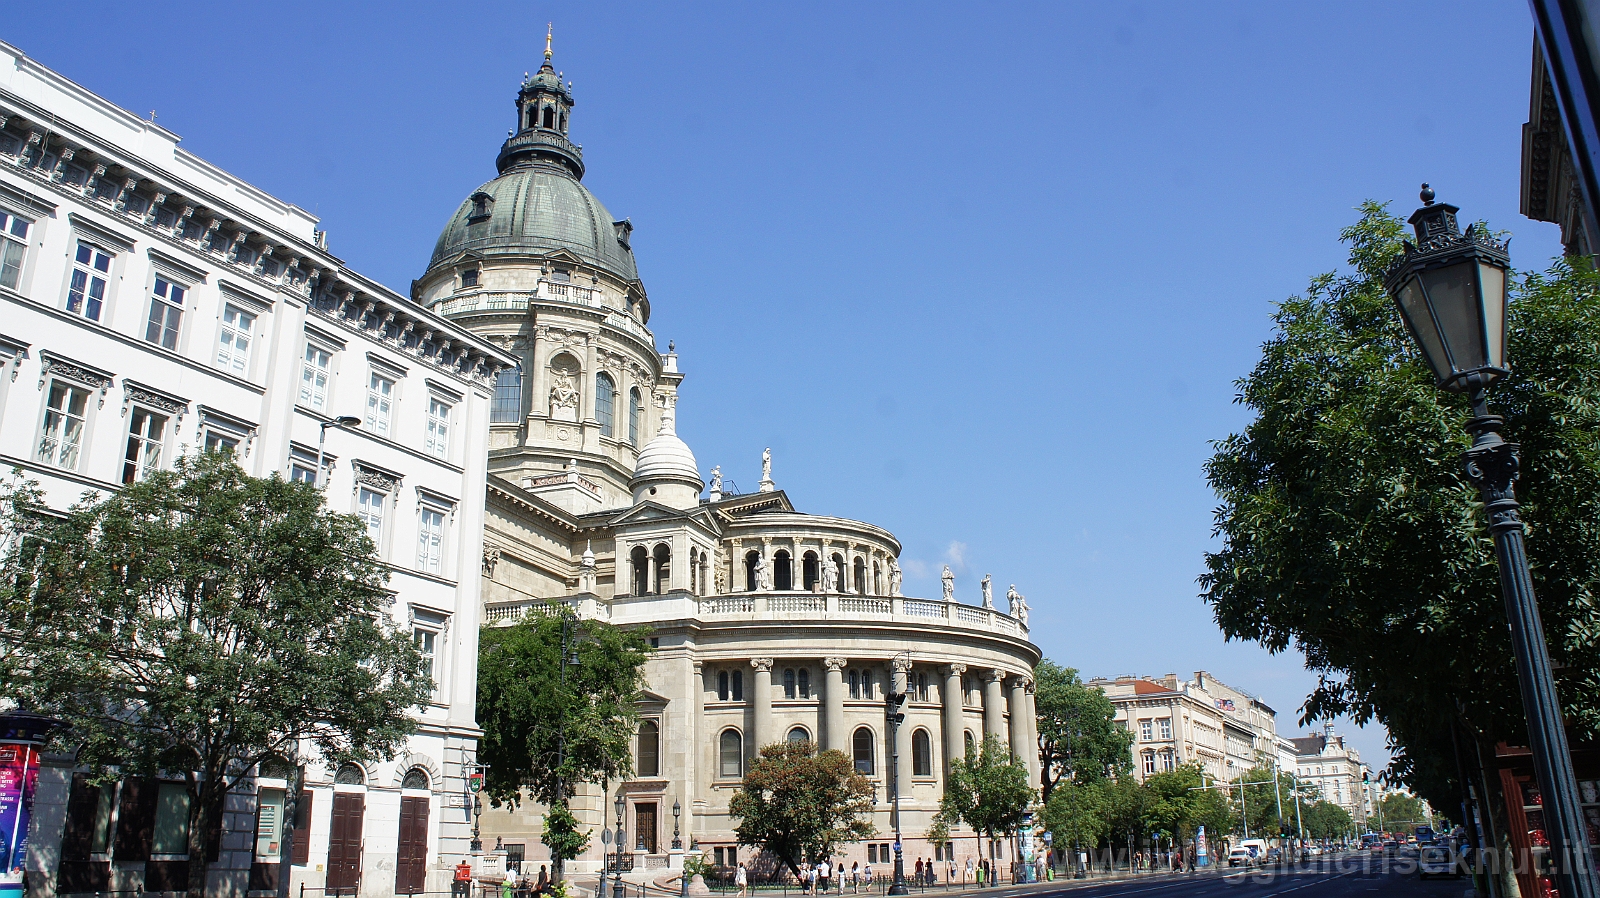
[984,668,1007,684]
[750,658,774,672]
[943,663,967,677]
[823,657,847,672]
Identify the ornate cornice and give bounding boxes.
[39,351,112,391]
[352,460,402,494]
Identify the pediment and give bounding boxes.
[635,688,671,709]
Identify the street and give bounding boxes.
[976,855,1466,898]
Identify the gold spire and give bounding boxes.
[544,23,553,62]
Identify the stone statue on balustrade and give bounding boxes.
[1006,584,1029,625]
[709,465,722,493]
[755,553,772,591]
[980,574,994,609]
[888,558,903,597]
[822,556,838,593]
[941,565,955,602]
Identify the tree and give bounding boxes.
[0,454,427,898]
[728,741,875,878]
[477,608,651,879]
[1201,202,1600,810]
[1379,792,1428,830]
[1141,764,1209,844]
[1032,661,1133,800]
[1302,801,1352,841]
[1042,778,1109,859]
[941,735,1035,854]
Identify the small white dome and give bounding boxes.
[633,432,700,483]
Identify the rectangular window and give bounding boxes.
[365,373,394,436]
[299,343,332,411]
[255,788,285,859]
[288,451,319,485]
[425,398,451,458]
[123,408,168,484]
[0,209,31,290]
[67,242,113,321]
[38,382,90,469]
[203,430,240,454]
[144,277,185,350]
[417,506,445,573]
[491,367,521,423]
[151,782,192,855]
[358,487,385,546]
[414,627,438,686]
[459,269,478,288]
[216,304,256,376]
[1158,718,1172,740]
[1139,719,1153,741]
[1142,753,1156,775]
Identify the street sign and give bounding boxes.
[893,842,902,854]
[1043,832,1053,845]
[468,771,484,793]
[602,829,612,845]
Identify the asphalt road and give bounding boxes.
[976,853,1470,898]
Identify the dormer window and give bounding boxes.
[468,193,492,222]
[460,269,479,289]
[552,269,570,283]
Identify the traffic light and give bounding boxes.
[885,690,907,726]
[1362,770,1370,785]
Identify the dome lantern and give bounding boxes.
[497,24,584,178]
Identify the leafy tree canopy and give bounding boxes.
[476,608,651,810]
[1377,791,1429,830]
[1202,202,1600,806]
[1033,661,1133,800]
[1041,777,1110,851]
[940,735,1034,842]
[729,741,875,878]
[0,455,426,898]
[1301,800,1353,841]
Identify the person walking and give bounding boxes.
[736,862,748,898]
[863,862,873,890]
[948,858,957,886]
[535,865,548,896]
[965,857,974,886]
[851,861,860,893]
[819,859,831,894]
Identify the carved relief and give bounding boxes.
[352,461,401,494]
[123,383,188,418]
[483,544,502,576]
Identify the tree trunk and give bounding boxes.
[186,774,218,898]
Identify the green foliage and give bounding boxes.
[1301,800,1353,840]
[1378,791,1428,828]
[1202,201,1600,805]
[940,735,1035,842]
[477,609,651,809]
[1042,778,1110,850]
[1033,661,1133,800]
[0,455,426,898]
[682,851,715,878]
[729,741,875,878]
[541,800,590,864]
[1225,765,1308,837]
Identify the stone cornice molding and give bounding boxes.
[122,380,189,418]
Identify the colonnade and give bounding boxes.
[733,656,1040,792]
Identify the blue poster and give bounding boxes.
[0,743,39,895]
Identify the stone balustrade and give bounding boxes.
[481,590,1028,638]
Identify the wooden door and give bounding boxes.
[394,797,429,895]
[326,792,365,894]
[635,803,657,854]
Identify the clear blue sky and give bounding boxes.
[5,2,1565,776]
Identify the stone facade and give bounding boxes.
[417,49,1043,878]
[0,39,515,898]
[1089,671,1284,785]
[1290,724,1373,830]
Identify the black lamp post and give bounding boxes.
[886,655,910,896]
[672,800,682,850]
[613,792,627,898]
[1384,184,1599,898]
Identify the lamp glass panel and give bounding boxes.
[1395,276,1451,382]
[1479,261,1507,371]
[1420,259,1487,374]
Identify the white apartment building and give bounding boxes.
[0,41,515,898]
[1290,723,1372,829]
[1089,671,1284,785]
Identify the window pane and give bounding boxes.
[359,488,385,544]
[151,783,192,855]
[491,366,521,423]
[595,373,615,437]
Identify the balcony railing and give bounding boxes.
[434,284,653,342]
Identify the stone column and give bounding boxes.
[1009,677,1029,764]
[529,328,550,420]
[983,669,1006,742]
[730,539,742,592]
[1025,680,1041,785]
[942,663,967,776]
[892,657,914,803]
[751,658,774,757]
[824,658,848,751]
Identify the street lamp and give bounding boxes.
[1384,185,1599,898]
[315,415,362,488]
[613,792,627,898]
[672,799,682,850]
[886,653,911,896]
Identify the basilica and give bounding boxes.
[422,42,1043,880]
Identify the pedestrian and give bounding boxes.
[501,877,514,898]
[949,858,957,885]
[819,859,831,893]
[851,861,860,893]
[965,858,973,885]
[863,862,873,889]
[736,862,748,897]
[535,865,549,896]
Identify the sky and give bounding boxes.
[2,2,1566,775]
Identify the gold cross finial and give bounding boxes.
[545,23,553,61]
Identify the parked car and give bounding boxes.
[1419,846,1460,879]
[1228,849,1253,867]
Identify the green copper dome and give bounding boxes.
[427,52,640,283]
[428,167,638,282]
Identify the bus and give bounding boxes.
[1415,825,1436,845]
